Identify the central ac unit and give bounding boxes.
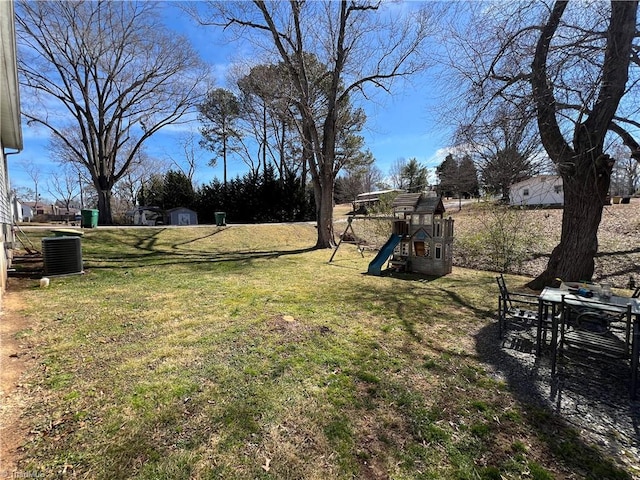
[42,236,83,276]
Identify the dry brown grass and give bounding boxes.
[448,200,639,289]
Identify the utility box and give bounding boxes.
[42,236,83,276]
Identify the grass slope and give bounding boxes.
[10,225,631,479]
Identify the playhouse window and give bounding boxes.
[435,243,442,259]
[434,221,441,237]
[523,188,529,196]
[414,241,429,257]
[554,185,562,194]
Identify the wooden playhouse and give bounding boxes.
[367,193,454,276]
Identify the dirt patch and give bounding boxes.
[0,288,33,477]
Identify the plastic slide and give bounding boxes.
[367,234,402,276]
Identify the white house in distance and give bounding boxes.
[509,175,564,207]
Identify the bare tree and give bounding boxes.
[440,1,639,288]
[389,157,408,190]
[609,143,639,196]
[528,1,637,288]
[163,130,204,184]
[190,1,437,248]
[453,103,547,200]
[335,150,382,202]
[112,153,168,211]
[46,164,81,219]
[19,159,41,211]
[16,0,208,224]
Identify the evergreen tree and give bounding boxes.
[436,154,459,197]
[458,155,479,197]
[401,158,429,193]
[198,88,243,185]
[163,170,196,210]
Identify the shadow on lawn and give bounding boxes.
[82,228,316,270]
[474,319,639,478]
[366,273,638,477]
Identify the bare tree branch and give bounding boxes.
[17,0,209,224]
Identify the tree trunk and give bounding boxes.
[314,170,335,249]
[527,157,610,290]
[223,136,228,186]
[97,188,113,225]
[526,1,636,289]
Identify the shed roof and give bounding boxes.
[167,207,196,213]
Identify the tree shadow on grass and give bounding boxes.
[474,319,639,478]
[82,228,317,270]
[345,273,637,477]
[84,247,317,271]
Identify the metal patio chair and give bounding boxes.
[495,274,539,339]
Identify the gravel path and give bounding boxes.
[476,316,640,478]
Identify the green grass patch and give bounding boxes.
[10,225,632,479]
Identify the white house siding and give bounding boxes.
[1,0,24,301]
[509,176,564,206]
[0,149,13,294]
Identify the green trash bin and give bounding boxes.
[214,212,226,226]
[81,209,99,228]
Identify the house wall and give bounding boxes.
[509,176,564,206]
[1,0,22,305]
[0,147,13,297]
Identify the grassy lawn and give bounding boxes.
[9,225,632,479]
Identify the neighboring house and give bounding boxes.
[20,202,78,221]
[353,189,405,207]
[15,200,32,222]
[1,0,23,299]
[11,195,24,222]
[509,175,564,207]
[166,207,198,226]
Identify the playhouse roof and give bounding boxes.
[392,193,445,214]
[392,193,421,209]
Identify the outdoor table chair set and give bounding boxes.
[496,275,640,399]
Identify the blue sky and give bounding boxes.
[10,2,453,195]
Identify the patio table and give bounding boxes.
[537,287,640,399]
